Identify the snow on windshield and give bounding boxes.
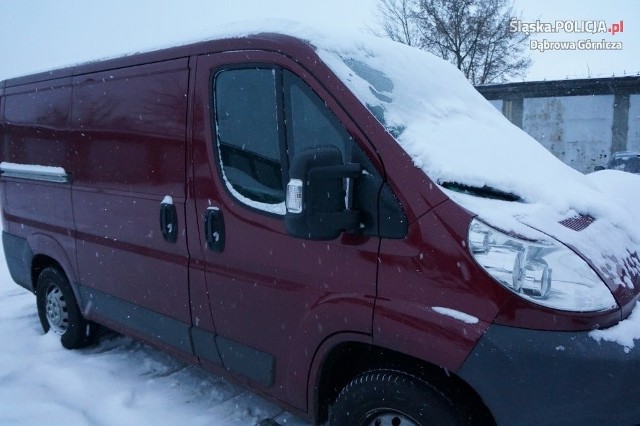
[315,37,622,213]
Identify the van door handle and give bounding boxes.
[204,207,224,252]
[160,198,178,243]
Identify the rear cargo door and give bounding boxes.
[191,51,381,408]
[71,60,195,359]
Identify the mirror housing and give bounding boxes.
[285,146,361,240]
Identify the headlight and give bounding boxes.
[469,219,617,312]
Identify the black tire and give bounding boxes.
[36,267,96,349]
[330,369,467,426]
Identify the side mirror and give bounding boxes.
[285,146,361,240]
[594,165,605,171]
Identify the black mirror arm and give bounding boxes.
[307,163,362,232]
[312,210,361,231]
[308,163,362,181]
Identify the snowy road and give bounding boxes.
[0,244,309,426]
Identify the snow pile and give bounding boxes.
[590,302,640,353]
[586,169,640,215]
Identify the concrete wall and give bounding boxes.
[522,96,614,173]
[629,94,640,152]
[477,76,640,174]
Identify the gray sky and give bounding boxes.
[0,0,638,82]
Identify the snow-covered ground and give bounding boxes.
[0,242,309,426]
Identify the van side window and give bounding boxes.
[213,66,381,223]
[283,70,387,237]
[284,70,352,162]
[214,68,285,211]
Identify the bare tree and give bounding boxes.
[376,0,422,47]
[377,0,531,84]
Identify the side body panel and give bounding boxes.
[69,59,194,358]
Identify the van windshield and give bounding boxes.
[316,38,597,207]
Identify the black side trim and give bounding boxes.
[79,285,192,354]
[191,326,222,364]
[216,336,275,386]
[77,285,274,385]
[2,232,34,291]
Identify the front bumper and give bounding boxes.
[458,324,640,425]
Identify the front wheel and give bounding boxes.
[330,369,467,426]
[36,267,95,349]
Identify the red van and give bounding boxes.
[2,29,640,425]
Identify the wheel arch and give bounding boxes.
[310,338,495,425]
[27,233,80,301]
[31,254,64,289]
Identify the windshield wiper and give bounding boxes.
[440,181,522,202]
